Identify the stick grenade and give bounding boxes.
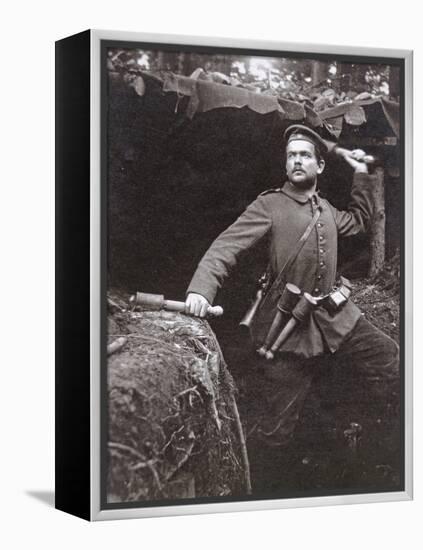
[256,283,301,357]
[265,292,318,360]
[130,292,224,317]
[324,140,375,164]
[239,271,269,329]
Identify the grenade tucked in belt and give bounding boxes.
[254,276,353,360]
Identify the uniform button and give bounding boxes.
[320,261,324,266]
[319,236,323,241]
[317,275,322,280]
[319,248,324,254]
[317,223,322,228]
[314,288,320,293]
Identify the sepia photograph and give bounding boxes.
[102,39,404,509]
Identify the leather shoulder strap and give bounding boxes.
[271,204,322,291]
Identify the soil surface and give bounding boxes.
[106,295,248,503]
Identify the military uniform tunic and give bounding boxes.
[187,172,376,358]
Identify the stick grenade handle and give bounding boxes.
[240,268,270,329]
[256,283,301,356]
[337,147,375,164]
[265,292,317,360]
[164,300,223,318]
[239,288,263,329]
[130,292,223,317]
[324,139,375,164]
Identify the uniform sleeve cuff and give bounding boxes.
[353,172,378,185]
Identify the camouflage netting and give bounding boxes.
[107,292,249,503]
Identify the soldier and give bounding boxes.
[184,125,399,471]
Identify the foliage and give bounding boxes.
[107,47,399,113]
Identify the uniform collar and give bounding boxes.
[281,180,320,204]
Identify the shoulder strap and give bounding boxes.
[270,204,322,291]
[259,187,283,197]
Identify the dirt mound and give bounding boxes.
[107,292,249,503]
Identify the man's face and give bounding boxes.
[285,139,325,189]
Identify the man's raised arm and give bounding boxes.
[332,148,377,237]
